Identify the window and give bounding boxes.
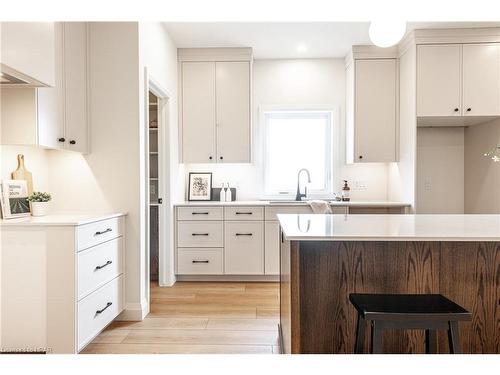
[263,110,333,198]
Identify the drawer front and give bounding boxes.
[177,206,223,221]
[77,216,124,251]
[224,221,264,275]
[77,237,124,300]
[265,205,313,221]
[77,275,124,351]
[177,221,223,247]
[177,248,223,275]
[224,206,264,221]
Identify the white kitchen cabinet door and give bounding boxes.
[0,22,56,87]
[224,222,264,275]
[63,22,88,153]
[462,43,500,116]
[264,221,280,275]
[354,59,397,162]
[417,44,462,117]
[181,61,216,163]
[37,23,65,149]
[215,62,251,163]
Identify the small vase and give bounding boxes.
[30,202,50,217]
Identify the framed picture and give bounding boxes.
[0,180,31,219]
[188,172,212,201]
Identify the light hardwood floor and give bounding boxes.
[82,282,280,354]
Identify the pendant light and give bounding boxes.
[369,21,407,48]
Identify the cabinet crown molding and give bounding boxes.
[345,45,399,67]
[178,47,253,62]
[398,27,500,57]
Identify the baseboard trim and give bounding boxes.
[116,301,148,321]
[175,275,279,282]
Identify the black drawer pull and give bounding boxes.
[95,228,112,236]
[236,233,253,236]
[96,302,112,315]
[192,212,209,215]
[236,212,253,215]
[95,260,112,271]
[192,260,209,264]
[192,233,209,236]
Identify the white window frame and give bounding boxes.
[260,106,339,200]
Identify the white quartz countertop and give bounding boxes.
[0,212,126,227]
[174,200,411,207]
[278,214,500,241]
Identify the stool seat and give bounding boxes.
[349,293,471,354]
[349,294,471,321]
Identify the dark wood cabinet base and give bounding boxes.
[280,240,500,354]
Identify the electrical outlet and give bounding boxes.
[353,180,368,191]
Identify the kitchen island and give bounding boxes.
[278,214,500,354]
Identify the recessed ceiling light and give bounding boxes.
[297,44,308,53]
[369,21,407,48]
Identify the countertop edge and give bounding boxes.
[173,201,412,207]
[0,212,127,227]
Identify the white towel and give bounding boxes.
[308,200,332,214]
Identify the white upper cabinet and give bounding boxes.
[345,46,398,163]
[181,61,216,163]
[417,43,500,118]
[62,22,89,153]
[1,22,88,153]
[179,48,252,164]
[0,22,56,87]
[462,43,500,116]
[417,44,461,117]
[215,62,251,163]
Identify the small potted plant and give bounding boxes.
[27,192,52,217]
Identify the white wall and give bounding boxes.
[416,127,465,214]
[184,58,392,201]
[465,119,500,213]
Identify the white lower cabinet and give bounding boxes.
[224,221,264,275]
[264,221,280,275]
[0,214,125,354]
[177,248,224,275]
[77,275,124,351]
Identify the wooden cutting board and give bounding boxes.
[11,154,33,194]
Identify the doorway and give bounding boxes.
[144,72,174,311]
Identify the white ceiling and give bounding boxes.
[164,22,500,59]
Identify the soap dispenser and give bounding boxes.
[342,180,351,202]
[219,183,226,202]
[225,183,232,202]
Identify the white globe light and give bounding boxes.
[369,21,407,48]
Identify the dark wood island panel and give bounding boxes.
[280,240,500,354]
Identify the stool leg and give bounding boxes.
[354,314,366,354]
[370,321,383,354]
[425,329,437,354]
[447,321,462,354]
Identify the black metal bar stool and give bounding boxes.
[349,294,471,354]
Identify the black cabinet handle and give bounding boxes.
[192,233,209,236]
[96,302,112,315]
[220,156,223,160]
[467,108,472,112]
[95,260,112,271]
[95,228,112,236]
[235,212,253,215]
[359,155,363,159]
[192,212,209,215]
[209,156,213,160]
[192,260,209,264]
[236,233,253,236]
[454,108,459,112]
[69,140,76,145]
[58,137,66,142]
